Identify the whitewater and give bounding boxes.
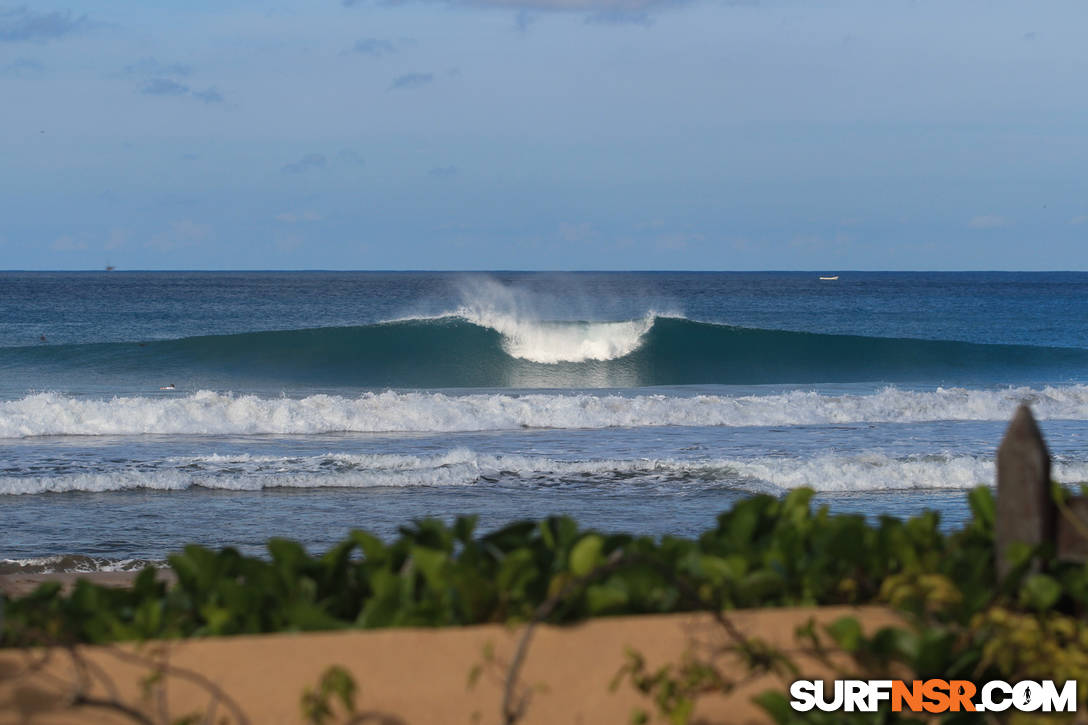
[4,385,1088,438]
[6,449,1088,496]
[4,271,1088,566]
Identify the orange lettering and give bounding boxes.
[922,679,950,713]
[892,680,924,712]
[949,680,976,712]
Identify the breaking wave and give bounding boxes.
[4,449,1088,495]
[3,385,1088,438]
[3,314,1087,389]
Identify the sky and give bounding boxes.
[1,0,1086,270]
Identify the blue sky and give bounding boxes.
[1,0,1086,270]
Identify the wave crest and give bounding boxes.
[452,308,655,363]
[4,314,1087,388]
[3,385,1088,438]
[5,449,1088,495]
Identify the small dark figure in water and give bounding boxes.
[39,334,46,342]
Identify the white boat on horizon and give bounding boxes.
[819,275,839,281]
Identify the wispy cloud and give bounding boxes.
[279,150,363,175]
[389,72,434,91]
[281,153,327,174]
[0,5,88,43]
[338,149,365,166]
[1070,215,1088,226]
[139,77,224,104]
[514,10,535,31]
[344,0,714,17]
[968,215,1008,229]
[191,87,223,104]
[141,78,189,96]
[584,9,653,25]
[124,57,191,77]
[128,58,223,104]
[0,56,42,75]
[352,37,396,57]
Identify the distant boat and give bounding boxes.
[819,275,839,281]
[105,265,115,271]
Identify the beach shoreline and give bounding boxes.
[0,570,176,598]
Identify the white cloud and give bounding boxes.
[1070,215,1088,226]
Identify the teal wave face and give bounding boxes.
[2,316,1086,390]
[632,318,1088,385]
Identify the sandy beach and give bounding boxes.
[0,571,177,599]
[0,590,901,725]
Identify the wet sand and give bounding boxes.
[0,570,176,598]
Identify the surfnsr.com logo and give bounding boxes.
[790,679,1078,713]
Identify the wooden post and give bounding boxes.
[995,404,1053,579]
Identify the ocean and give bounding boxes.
[2,271,1087,572]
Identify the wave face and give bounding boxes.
[3,314,1087,389]
[4,449,1088,496]
[2,385,1088,438]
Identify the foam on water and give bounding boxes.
[5,449,1088,495]
[0,555,161,574]
[452,309,655,363]
[3,385,1088,438]
[444,274,667,363]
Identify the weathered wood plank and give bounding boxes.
[995,404,1054,578]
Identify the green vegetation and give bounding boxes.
[3,485,1088,722]
[0,488,996,643]
[301,666,359,725]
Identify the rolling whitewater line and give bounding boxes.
[3,385,1088,438]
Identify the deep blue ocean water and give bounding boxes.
[2,272,1087,571]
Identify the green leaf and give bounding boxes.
[824,616,863,652]
[570,534,604,577]
[752,690,793,725]
[586,581,629,614]
[1020,573,1062,611]
[350,530,389,563]
[967,486,995,530]
[411,546,449,590]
